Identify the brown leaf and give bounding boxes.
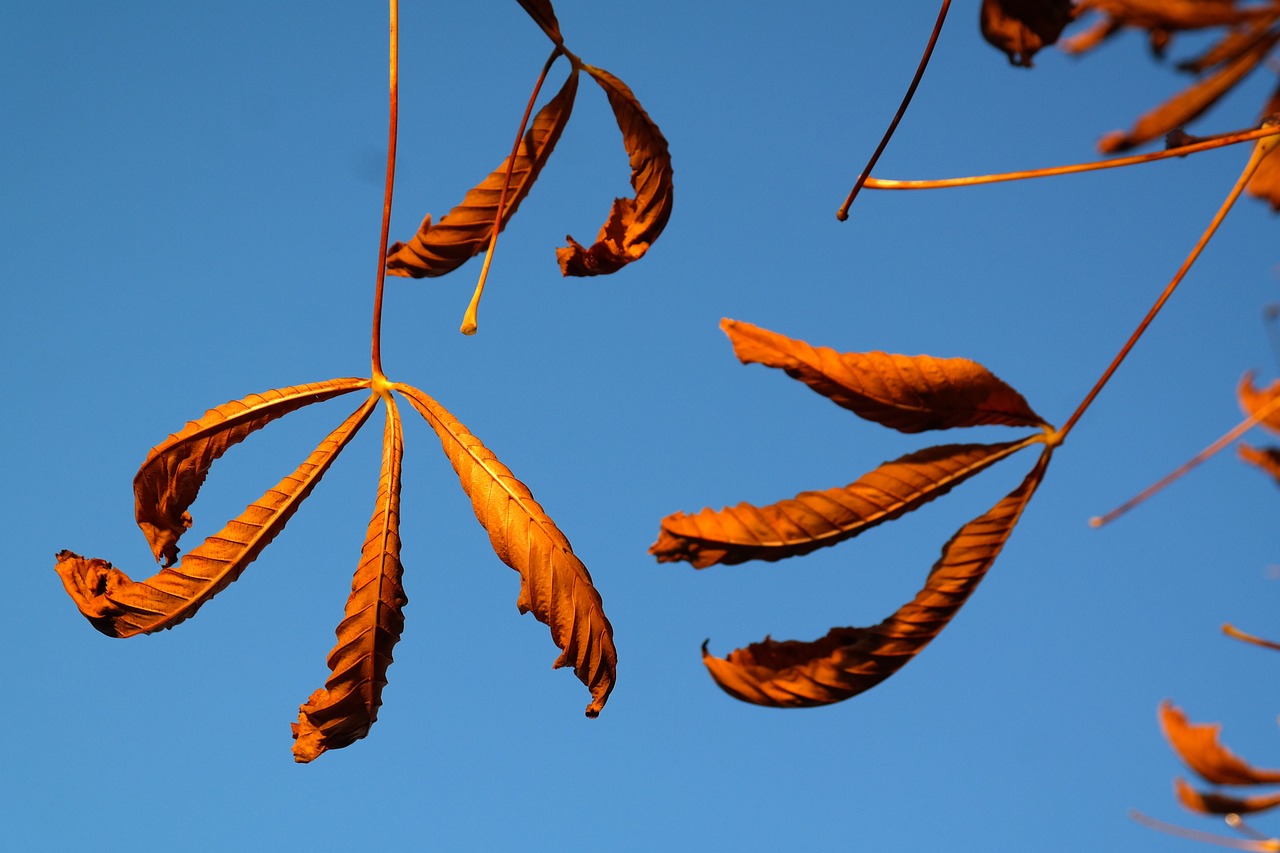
[56,397,378,638]
[701,450,1050,707]
[1248,87,1280,211]
[980,0,1075,67]
[396,384,616,716]
[1098,29,1280,152]
[1238,371,1280,434]
[1174,777,1280,816]
[293,398,407,763]
[557,65,673,276]
[385,69,579,278]
[515,0,563,45]
[1238,443,1280,485]
[721,319,1047,433]
[1159,700,1280,785]
[652,437,1042,568]
[1072,0,1270,38]
[134,378,371,567]
[1176,11,1280,73]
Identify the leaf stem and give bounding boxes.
[835,0,951,221]
[1052,133,1280,445]
[862,125,1280,191]
[1089,391,1280,527]
[1223,624,1280,653]
[371,0,400,379]
[461,47,563,336]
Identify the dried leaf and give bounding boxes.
[56,397,378,638]
[980,0,1075,67]
[1239,371,1280,434]
[1238,443,1280,485]
[701,451,1051,707]
[1098,29,1280,152]
[385,69,579,278]
[515,0,563,45]
[1072,0,1268,37]
[557,65,673,276]
[1247,88,1280,211]
[1175,777,1280,816]
[1159,700,1280,785]
[721,319,1047,433]
[293,399,407,763]
[134,378,371,567]
[1176,11,1280,73]
[652,437,1042,568]
[396,384,616,716]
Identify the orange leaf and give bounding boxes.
[515,0,563,46]
[701,450,1050,707]
[385,68,579,278]
[1160,700,1280,785]
[721,318,1047,433]
[396,384,616,716]
[293,398,407,763]
[652,436,1042,568]
[1238,443,1280,485]
[1248,89,1280,211]
[557,65,673,276]
[1239,371,1280,435]
[1174,777,1280,816]
[134,378,371,567]
[56,397,378,638]
[979,0,1074,67]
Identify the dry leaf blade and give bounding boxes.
[1160,700,1280,785]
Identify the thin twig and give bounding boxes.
[371,0,399,379]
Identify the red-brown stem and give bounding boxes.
[461,47,563,336]
[1053,134,1280,444]
[1130,810,1280,851]
[1090,391,1280,527]
[1223,624,1280,653]
[371,0,399,379]
[835,0,951,221]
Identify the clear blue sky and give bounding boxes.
[4,2,1280,850]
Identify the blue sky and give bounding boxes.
[5,2,1280,850]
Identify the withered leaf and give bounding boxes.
[652,436,1042,568]
[1247,89,1280,211]
[1174,777,1280,816]
[701,450,1050,707]
[1238,443,1280,485]
[980,0,1075,67]
[1176,10,1280,73]
[56,397,378,638]
[1159,700,1280,785]
[557,65,673,277]
[721,319,1047,433]
[1098,29,1280,152]
[385,69,579,278]
[293,398,407,763]
[1238,370,1280,434]
[134,378,371,567]
[515,0,563,46]
[396,384,616,716]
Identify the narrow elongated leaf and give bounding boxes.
[979,0,1074,67]
[1239,443,1280,485]
[134,378,371,567]
[56,397,378,638]
[385,69,579,278]
[516,0,563,45]
[293,398,406,763]
[557,65,673,276]
[702,451,1051,707]
[396,384,616,716]
[1160,700,1280,785]
[652,436,1042,568]
[1174,777,1280,816]
[722,318,1047,433]
[1239,371,1280,434]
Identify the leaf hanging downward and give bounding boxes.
[385,69,579,278]
[722,319,1047,433]
[293,398,407,763]
[1159,700,1280,786]
[396,384,616,717]
[1239,371,1280,434]
[516,0,563,46]
[652,436,1041,568]
[979,0,1074,67]
[1248,91,1280,210]
[1173,777,1280,816]
[56,397,378,638]
[702,450,1050,707]
[133,378,371,567]
[557,65,673,276]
